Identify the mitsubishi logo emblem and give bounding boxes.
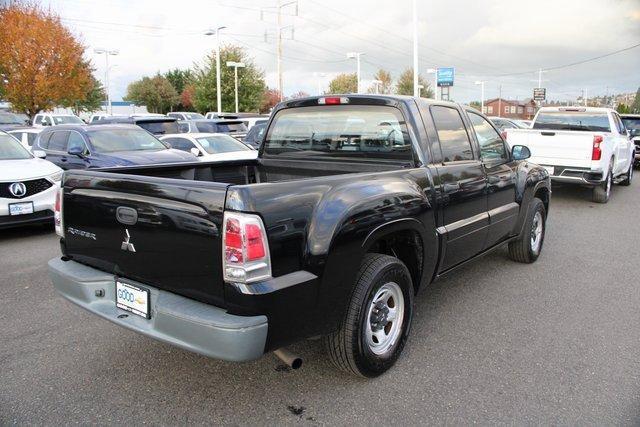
[9,182,27,198]
[121,229,136,253]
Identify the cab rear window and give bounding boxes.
[533,112,610,132]
[263,105,413,162]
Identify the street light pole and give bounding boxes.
[412,0,419,97]
[475,81,486,112]
[205,26,226,115]
[94,48,119,115]
[226,61,245,114]
[372,79,383,94]
[347,52,364,93]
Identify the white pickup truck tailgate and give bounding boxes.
[506,129,594,168]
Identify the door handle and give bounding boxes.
[60,157,68,162]
[443,182,460,192]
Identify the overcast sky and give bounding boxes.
[45,0,640,104]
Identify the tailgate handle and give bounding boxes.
[541,132,556,136]
[116,206,138,225]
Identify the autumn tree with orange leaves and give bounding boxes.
[0,3,93,120]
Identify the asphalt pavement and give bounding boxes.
[1,182,639,425]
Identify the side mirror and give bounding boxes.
[33,150,46,159]
[67,146,85,157]
[511,145,531,160]
[190,147,202,157]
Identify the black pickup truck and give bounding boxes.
[49,95,551,377]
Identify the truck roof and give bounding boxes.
[536,106,615,114]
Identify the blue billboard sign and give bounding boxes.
[437,67,454,87]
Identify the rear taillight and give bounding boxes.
[222,212,271,283]
[54,186,63,237]
[592,135,603,161]
[318,97,349,105]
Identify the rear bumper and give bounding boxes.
[0,209,53,229]
[48,257,268,362]
[542,165,604,185]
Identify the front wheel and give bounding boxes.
[508,197,546,263]
[324,253,414,378]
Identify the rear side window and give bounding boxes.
[431,106,474,162]
[26,132,38,146]
[263,105,413,162]
[47,131,69,151]
[533,112,611,132]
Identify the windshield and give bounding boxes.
[195,121,247,134]
[87,129,167,153]
[53,115,84,125]
[137,121,179,135]
[196,135,251,154]
[184,113,205,120]
[621,118,640,131]
[0,134,32,160]
[533,112,611,132]
[264,105,413,162]
[0,112,23,125]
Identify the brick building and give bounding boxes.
[481,98,537,120]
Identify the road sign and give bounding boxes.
[533,88,546,101]
[437,68,455,87]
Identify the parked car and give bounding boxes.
[0,111,28,131]
[48,95,551,377]
[91,116,179,135]
[488,116,529,131]
[35,124,197,170]
[177,119,248,139]
[167,112,206,121]
[0,131,62,229]
[240,116,269,131]
[33,113,84,127]
[160,133,257,161]
[243,122,266,148]
[506,107,634,203]
[7,127,43,150]
[88,114,112,123]
[620,114,640,167]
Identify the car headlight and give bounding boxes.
[50,171,63,182]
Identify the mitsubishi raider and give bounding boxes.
[48,95,551,377]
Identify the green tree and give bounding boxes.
[367,69,392,94]
[70,75,105,115]
[260,88,281,114]
[192,45,266,113]
[616,103,630,114]
[164,68,193,110]
[631,87,640,113]
[396,68,433,98]
[124,74,178,114]
[469,101,482,112]
[328,73,357,94]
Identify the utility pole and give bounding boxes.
[94,48,119,115]
[204,26,226,115]
[347,52,364,93]
[277,0,283,101]
[412,0,419,97]
[263,1,296,101]
[498,84,502,117]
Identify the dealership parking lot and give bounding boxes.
[1,183,639,424]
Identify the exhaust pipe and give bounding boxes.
[274,348,303,369]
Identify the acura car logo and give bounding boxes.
[9,182,27,198]
[121,229,136,253]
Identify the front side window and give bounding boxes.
[67,132,88,153]
[533,112,611,132]
[47,131,69,151]
[0,134,32,160]
[468,112,508,163]
[34,115,43,125]
[88,129,167,152]
[431,106,473,162]
[196,135,251,154]
[165,137,195,152]
[26,132,38,146]
[264,105,413,162]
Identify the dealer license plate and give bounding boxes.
[115,281,150,318]
[9,202,34,216]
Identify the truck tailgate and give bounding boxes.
[61,170,229,306]
[507,129,594,167]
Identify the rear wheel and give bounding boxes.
[592,168,612,203]
[508,197,546,263]
[324,253,413,377]
[620,162,633,186]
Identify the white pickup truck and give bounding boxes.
[505,107,634,203]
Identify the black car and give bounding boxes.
[243,122,266,148]
[91,116,179,135]
[35,124,197,170]
[177,119,248,139]
[620,114,640,166]
[49,95,550,378]
[0,111,28,131]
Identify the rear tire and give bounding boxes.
[324,253,414,378]
[620,162,633,186]
[508,197,546,264]
[592,167,612,203]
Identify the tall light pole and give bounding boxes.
[314,72,326,95]
[94,48,119,115]
[226,61,245,114]
[347,52,364,93]
[475,81,486,112]
[372,79,383,94]
[427,68,438,100]
[412,0,419,97]
[205,26,226,115]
